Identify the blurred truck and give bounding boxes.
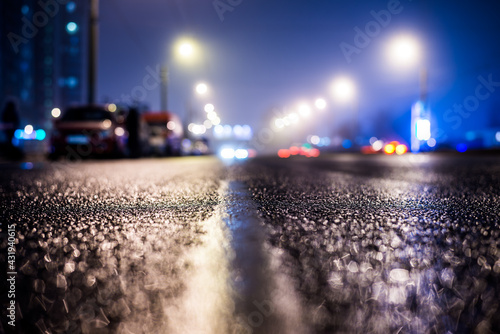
[142,111,184,156]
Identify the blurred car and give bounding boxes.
[49,105,127,159]
[142,111,183,156]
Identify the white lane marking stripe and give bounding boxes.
[166,180,309,333]
[166,181,236,333]
[226,181,309,334]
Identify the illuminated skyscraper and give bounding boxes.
[0,0,89,128]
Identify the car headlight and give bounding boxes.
[114,127,125,137]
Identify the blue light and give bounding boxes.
[66,77,78,88]
[342,139,352,149]
[456,143,467,153]
[465,131,476,141]
[35,129,46,141]
[20,162,34,170]
[66,22,78,34]
[66,2,76,13]
[14,129,23,139]
[21,5,29,15]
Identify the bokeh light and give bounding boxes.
[395,144,408,155]
[384,143,396,154]
[315,98,327,110]
[332,77,356,102]
[387,34,421,67]
[107,103,117,112]
[195,83,208,95]
[51,108,61,118]
[204,103,215,113]
[24,124,33,135]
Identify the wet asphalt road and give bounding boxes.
[1,153,500,333]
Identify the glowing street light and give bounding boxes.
[331,76,358,145]
[173,38,201,62]
[387,34,421,68]
[298,103,311,118]
[204,103,215,113]
[331,77,356,102]
[195,82,208,95]
[178,42,194,58]
[161,37,203,110]
[387,34,430,152]
[315,98,327,110]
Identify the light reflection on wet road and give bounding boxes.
[1,154,500,333]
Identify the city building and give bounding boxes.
[0,0,89,130]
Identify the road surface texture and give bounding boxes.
[1,154,500,334]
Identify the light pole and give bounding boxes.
[160,39,199,111]
[387,34,429,152]
[387,35,426,101]
[331,76,357,144]
[160,65,168,110]
[87,0,99,104]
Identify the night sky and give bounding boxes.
[98,0,500,144]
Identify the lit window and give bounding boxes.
[66,77,78,88]
[66,2,76,13]
[66,22,78,34]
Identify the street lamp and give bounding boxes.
[178,42,194,58]
[315,98,327,110]
[331,76,358,143]
[332,77,356,103]
[387,34,429,152]
[161,38,201,111]
[387,35,420,68]
[195,83,208,95]
[298,103,311,118]
[387,34,426,101]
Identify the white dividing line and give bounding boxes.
[165,181,237,334]
[166,180,309,333]
[224,181,310,334]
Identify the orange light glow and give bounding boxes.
[278,149,290,158]
[289,146,300,155]
[310,148,320,157]
[395,144,408,155]
[384,144,396,154]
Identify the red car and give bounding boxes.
[49,105,127,160]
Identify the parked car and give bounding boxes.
[142,111,184,156]
[49,105,127,159]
